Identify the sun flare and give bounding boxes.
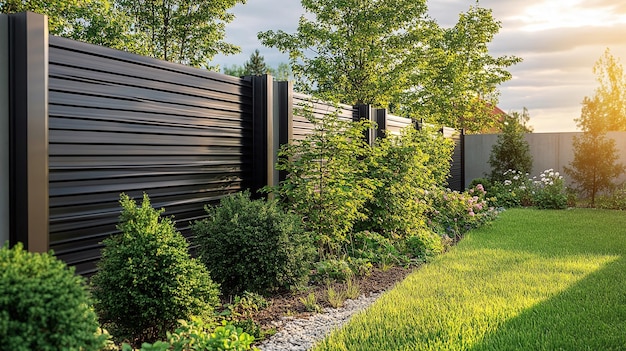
[513,0,626,31]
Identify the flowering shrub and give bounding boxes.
[489,169,533,208]
[425,184,499,241]
[532,169,568,209]
[486,168,568,209]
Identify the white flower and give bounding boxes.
[549,181,554,185]
[555,172,560,177]
[504,180,512,186]
[513,175,519,180]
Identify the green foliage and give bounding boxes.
[400,6,521,132]
[566,49,626,206]
[259,0,432,107]
[565,132,625,206]
[425,184,499,241]
[532,169,568,209]
[489,112,533,182]
[325,286,347,308]
[300,292,322,313]
[313,259,353,283]
[271,105,377,257]
[91,193,220,345]
[349,231,406,268]
[488,169,533,208]
[596,183,626,210]
[244,49,270,76]
[115,0,244,68]
[219,292,270,341]
[123,318,258,351]
[0,242,107,351]
[361,126,453,241]
[576,48,626,134]
[0,0,145,53]
[400,229,444,262]
[192,191,315,296]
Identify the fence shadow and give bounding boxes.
[467,251,626,350]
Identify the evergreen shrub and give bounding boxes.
[91,193,220,345]
[0,243,107,350]
[192,191,315,296]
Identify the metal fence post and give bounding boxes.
[7,12,49,252]
[375,108,387,140]
[0,14,9,247]
[276,81,293,183]
[247,74,275,197]
[354,104,376,146]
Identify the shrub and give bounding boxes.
[400,229,444,262]
[488,112,533,182]
[426,185,499,240]
[488,169,534,208]
[91,193,220,345]
[271,105,377,257]
[348,231,406,267]
[0,242,107,350]
[123,318,258,351]
[193,191,315,296]
[313,258,353,283]
[361,126,453,241]
[596,183,626,209]
[532,169,568,209]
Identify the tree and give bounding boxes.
[222,64,247,77]
[258,1,519,133]
[258,0,435,107]
[2,0,245,69]
[116,0,244,68]
[399,5,521,132]
[565,49,626,205]
[244,49,270,76]
[0,0,146,53]
[565,133,624,206]
[576,48,626,133]
[488,109,533,181]
[271,62,293,81]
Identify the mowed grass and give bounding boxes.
[312,209,626,351]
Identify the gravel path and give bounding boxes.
[257,292,383,351]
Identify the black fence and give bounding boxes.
[2,12,464,275]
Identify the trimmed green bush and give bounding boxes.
[192,191,315,296]
[91,193,220,345]
[0,242,107,351]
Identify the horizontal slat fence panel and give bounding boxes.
[291,93,356,140]
[47,36,254,275]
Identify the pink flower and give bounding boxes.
[468,211,475,217]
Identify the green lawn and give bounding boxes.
[312,208,626,351]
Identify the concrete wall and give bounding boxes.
[0,14,9,247]
[465,132,626,187]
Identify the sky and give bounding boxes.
[211,0,626,133]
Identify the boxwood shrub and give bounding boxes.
[0,242,107,350]
[91,193,220,345]
[192,191,315,296]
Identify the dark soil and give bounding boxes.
[250,265,417,331]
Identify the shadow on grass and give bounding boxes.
[468,254,626,351]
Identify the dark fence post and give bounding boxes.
[246,74,275,197]
[460,129,466,190]
[354,104,376,146]
[0,14,9,247]
[7,12,49,252]
[276,81,293,183]
[375,108,387,140]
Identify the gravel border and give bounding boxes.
[257,291,383,351]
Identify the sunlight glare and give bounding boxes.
[513,0,626,31]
